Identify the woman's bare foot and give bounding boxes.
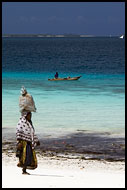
[22,171,30,175]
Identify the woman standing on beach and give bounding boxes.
[16,86,40,175]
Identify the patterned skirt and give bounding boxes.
[16,140,37,169]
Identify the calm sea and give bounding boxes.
[2,37,125,138]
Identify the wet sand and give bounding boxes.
[2,131,125,161]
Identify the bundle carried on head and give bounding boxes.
[19,86,37,113]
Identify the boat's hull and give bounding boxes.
[48,76,81,81]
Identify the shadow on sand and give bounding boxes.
[2,131,125,161]
[30,173,64,177]
[37,131,125,161]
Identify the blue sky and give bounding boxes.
[2,2,125,36]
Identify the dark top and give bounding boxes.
[55,72,59,79]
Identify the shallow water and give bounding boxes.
[2,72,125,138]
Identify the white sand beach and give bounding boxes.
[2,153,125,188]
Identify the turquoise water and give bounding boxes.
[2,37,125,138]
[2,71,125,137]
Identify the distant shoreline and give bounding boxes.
[2,34,120,38]
[2,34,94,37]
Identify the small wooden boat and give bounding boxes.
[48,76,81,81]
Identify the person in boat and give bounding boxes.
[54,72,59,79]
[16,87,40,175]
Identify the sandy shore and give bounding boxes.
[2,152,125,188]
